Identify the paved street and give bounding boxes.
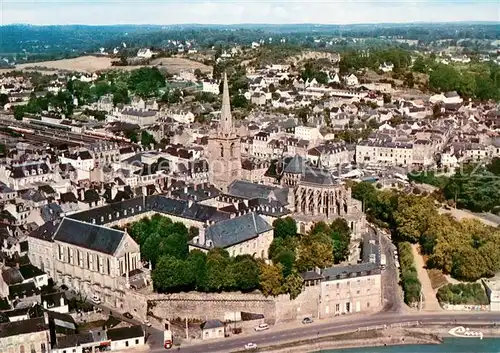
[377,228,405,313]
[147,311,500,353]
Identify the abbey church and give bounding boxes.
[205,73,366,237]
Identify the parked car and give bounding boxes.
[254,323,269,331]
[123,312,133,319]
[244,343,258,350]
[302,317,313,324]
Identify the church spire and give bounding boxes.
[220,72,233,135]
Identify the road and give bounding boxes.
[376,227,405,313]
[157,312,500,353]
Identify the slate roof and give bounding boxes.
[60,192,78,203]
[201,212,272,248]
[55,333,94,349]
[19,264,45,280]
[67,197,145,225]
[28,220,59,242]
[106,325,144,341]
[8,282,39,299]
[302,167,336,185]
[40,203,63,223]
[2,267,23,285]
[21,189,46,203]
[201,320,225,330]
[283,155,304,174]
[54,218,126,255]
[301,262,381,282]
[0,317,48,338]
[226,180,289,206]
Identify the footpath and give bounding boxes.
[411,244,442,311]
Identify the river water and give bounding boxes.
[319,337,500,353]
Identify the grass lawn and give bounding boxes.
[427,269,448,289]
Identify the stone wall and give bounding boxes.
[146,292,278,323]
[442,304,490,311]
[71,310,108,323]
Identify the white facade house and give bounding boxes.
[107,326,145,351]
[59,150,94,172]
[137,48,153,59]
[202,81,220,95]
[168,110,195,124]
[345,74,359,86]
[294,126,323,144]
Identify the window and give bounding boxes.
[336,283,339,289]
[41,343,46,353]
[107,258,111,275]
[125,341,129,347]
[19,345,25,353]
[220,143,224,157]
[30,344,35,353]
[335,304,340,312]
[135,340,139,345]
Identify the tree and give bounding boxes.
[153,255,189,293]
[186,250,207,291]
[141,131,156,146]
[404,72,415,88]
[0,94,8,107]
[231,94,248,109]
[281,271,304,299]
[205,249,232,291]
[128,67,165,98]
[295,232,334,272]
[272,217,297,239]
[274,249,295,278]
[194,68,203,80]
[259,263,284,297]
[412,56,427,73]
[383,93,392,104]
[188,226,199,241]
[13,106,25,120]
[232,257,260,292]
[394,195,437,243]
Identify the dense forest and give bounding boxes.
[1,23,498,64]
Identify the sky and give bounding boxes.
[0,0,499,25]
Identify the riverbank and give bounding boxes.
[246,324,500,353]
[240,327,442,353]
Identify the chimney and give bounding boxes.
[188,199,193,208]
[43,301,47,309]
[60,295,65,308]
[243,199,249,208]
[43,311,49,325]
[199,225,206,246]
[111,186,118,201]
[79,188,84,201]
[314,266,321,275]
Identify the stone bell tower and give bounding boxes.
[206,72,242,192]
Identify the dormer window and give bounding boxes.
[124,210,127,216]
[31,169,36,176]
[108,214,112,220]
[100,216,104,223]
[116,212,120,218]
[92,219,96,224]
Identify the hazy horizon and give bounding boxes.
[1,0,499,26]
